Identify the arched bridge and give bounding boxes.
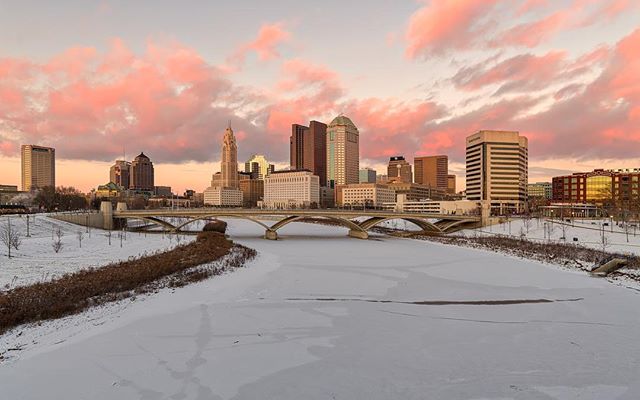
[112,208,481,240]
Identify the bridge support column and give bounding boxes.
[100,201,114,230]
[264,229,278,240]
[348,229,369,239]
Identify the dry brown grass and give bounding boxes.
[0,232,256,334]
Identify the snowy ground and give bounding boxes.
[460,217,640,257]
[0,214,195,289]
[2,219,640,399]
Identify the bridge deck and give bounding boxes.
[113,208,480,221]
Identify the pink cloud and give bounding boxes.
[431,28,640,161]
[404,0,499,58]
[453,51,568,93]
[406,0,638,57]
[226,22,291,70]
[266,59,344,134]
[0,141,16,156]
[494,9,571,48]
[0,39,277,164]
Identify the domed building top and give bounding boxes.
[328,115,358,130]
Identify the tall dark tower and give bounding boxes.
[289,120,327,186]
[130,152,154,191]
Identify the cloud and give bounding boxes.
[452,51,568,93]
[425,28,640,161]
[0,39,280,164]
[493,8,571,48]
[226,22,291,71]
[404,0,637,58]
[265,58,344,135]
[404,0,500,59]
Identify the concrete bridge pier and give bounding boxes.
[348,229,369,239]
[264,229,278,240]
[100,201,114,230]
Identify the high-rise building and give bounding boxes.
[414,155,448,190]
[263,170,320,208]
[447,174,456,194]
[326,115,359,188]
[21,145,55,191]
[290,121,327,186]
[130,152,155,191]
[110,160,131,189]
[244,154,271,179]
[220,123,239,189]
[359,167,377,183]
[387,156,413,183]
[466,130,528,214]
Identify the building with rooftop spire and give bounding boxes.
[205,122,243,206]
[326,115,359,187]
[221,122,239,189]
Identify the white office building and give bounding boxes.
[263,170,320,209]
[337,183,396,207]
[203,186,243,206]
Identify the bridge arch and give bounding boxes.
[268,215,369,237]
[124,216,178,231]
[173,214,271,232]
[358,216,442,233]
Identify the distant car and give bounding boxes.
[573,237,578,242]
[604,222,609,226]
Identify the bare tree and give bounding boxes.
[76,230,85,248]
[523,215,533,234]
[0,218,22,258]
[600,234,611,263]
[544,222,556,242]
[52,228,63,253]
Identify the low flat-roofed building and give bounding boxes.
[387,181,445,201]
[383,195,479,215]
[0,184,22,204]
[541,203,603,218]
[528,182,552,199]
[336,183,396,207]
[203,186,243,206]
[95,182,122,199]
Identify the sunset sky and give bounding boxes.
[1,0,639,193]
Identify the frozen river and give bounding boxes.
[1,219,640,399]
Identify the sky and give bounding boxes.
[0,0,639,193]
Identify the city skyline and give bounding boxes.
[1,1,639,192]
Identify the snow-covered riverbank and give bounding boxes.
[2,219,640,399]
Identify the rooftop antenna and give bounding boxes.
[227,119,232,129]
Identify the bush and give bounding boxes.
[202,220,227,233]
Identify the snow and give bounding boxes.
[0,214,195,289]
[2,219,640,399]
[461,217,640,256]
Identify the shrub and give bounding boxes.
[202,220,227,234]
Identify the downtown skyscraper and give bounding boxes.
[326,115,359,187]
[290,120,327,187]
